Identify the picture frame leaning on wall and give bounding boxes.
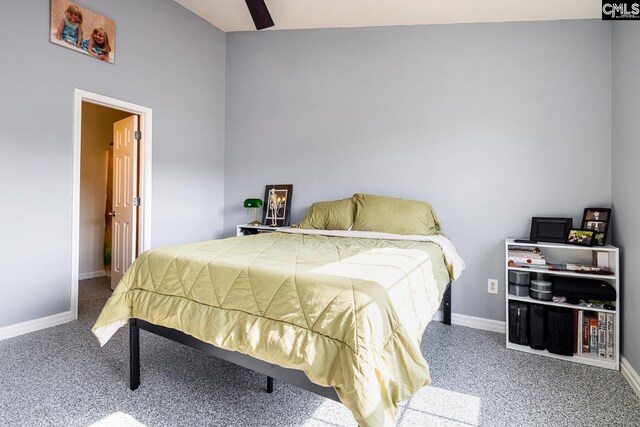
[581,207,612,246]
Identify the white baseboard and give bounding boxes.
[0,311,74,341]
[621,356,640,398]
[433,311,506,333]
[79,270,107,280]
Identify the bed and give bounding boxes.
[93,227,464,426]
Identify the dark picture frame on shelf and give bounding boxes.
[581,208,612,246]
[566,229,595,246]
[529,217,573,243]
[262,184,293,227]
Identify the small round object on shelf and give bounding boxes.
[530,280,552,292]
[530,289,553,301]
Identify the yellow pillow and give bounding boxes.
[352,193,441,235]
[297,198,355,230]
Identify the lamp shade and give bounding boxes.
[243,198,263,208]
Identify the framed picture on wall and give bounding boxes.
[262,184,293,227]
[581,207,612,246]
[50,0,116,63]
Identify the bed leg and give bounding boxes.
[130,319,140,391]
[266,376,274,393]
[443,285,452,326]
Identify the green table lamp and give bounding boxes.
[243,198,263,226]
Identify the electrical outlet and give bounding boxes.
[488,279,499,294]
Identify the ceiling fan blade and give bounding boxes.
[245,0,274,30]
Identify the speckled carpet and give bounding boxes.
[0,277,638,426]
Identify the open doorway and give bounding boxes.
[79,103,130,284]
[72,89,152,320]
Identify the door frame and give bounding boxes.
[72,89,153,320]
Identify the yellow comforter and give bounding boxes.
[93,231,457,426]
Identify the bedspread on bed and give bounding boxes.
[93,231,460,426]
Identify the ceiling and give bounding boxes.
[174,0,601,33]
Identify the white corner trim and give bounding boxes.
[79,270,107,280]
[621,356,640,398]
[432,311,506,333]
[0,311,73,341]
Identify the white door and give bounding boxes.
[111,115,138,289]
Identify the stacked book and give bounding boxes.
[578,310,615,359]
[508,246,547,269]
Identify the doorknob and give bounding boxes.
[108,211,116,217]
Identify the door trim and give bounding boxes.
[72,89,152,320]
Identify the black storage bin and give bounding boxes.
[529,304,547,350]
[546,307,574,356]
[552,277,616,304]
[508,301,529,345]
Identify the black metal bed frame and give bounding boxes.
[129,284,452,400]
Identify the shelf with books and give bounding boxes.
[577,310,616,361]
[505,238,620,371]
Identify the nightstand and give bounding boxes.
[236,224,286,236]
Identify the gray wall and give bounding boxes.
[0,0,225,327]
[611,23,640,374]
[1,2,629,370]
[224,20,612,321]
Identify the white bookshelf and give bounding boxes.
[505,238,619,370]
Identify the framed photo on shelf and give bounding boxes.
[566,229,595,246]
[262,184,293,227]
[529,217,573,243]
[581,207,612,246]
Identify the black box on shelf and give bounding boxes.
[529,304,547,350]
[552,277,615,304]
[546,307,574,356]
[509,283,529,297]
[508,301,529,346]
[509,271,530,285]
